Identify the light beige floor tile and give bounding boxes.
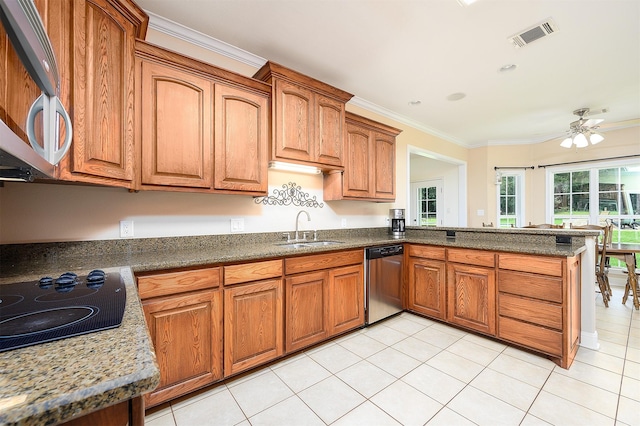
[502,346,557,370]
[446,338,501,366]
[599,314,633,328]
[543,371,619,418]
[248,395,324,426]
[424,407,476,426]
[554,359,623,394]
[335,360,396,398]
[401,312,436,327]
[597,338,629,359]
[172,388,246,426]
[307,342,362,373]
[488,353,553,388]
[413,326,462,349]
[623,359,640,378]
[598,328,631,346]
[297,376,366,424]
[426,350,484,383]
[145,404,172,422]
[620,375,640,401]
[144,412,176,426]
[234,421,250,426]
[227,370,293,418]
[225,365,271,388]
[461,332,508,352]
[470,368,540,411]
[361,323,409,346]
[447,386,525,426]
[626,346,640,363]
[370,380,442,426]
[272,354,331,393]
[391,336,442,362]
[617,395,640,426]
[304,340,336,355]
[573,346,626,374]
[529,391,614,426]
[171,384,227,411]
[367,347,421,378]
[337,333,387,358]
[519,414,553,426]
[384,316,429,335]
[627,335,640,349]
[332,401,401,426]
[597,320,631,335]
[401,363,466,405]
[431,322,468,337]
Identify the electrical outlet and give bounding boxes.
[341,218,348,228]
[120,220,134,238]
[230,218,244,233]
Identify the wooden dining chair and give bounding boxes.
[571,223,612,306]
[482,222,494,227]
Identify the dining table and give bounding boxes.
[602,243,640,310]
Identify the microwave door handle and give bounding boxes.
[26,93,72,165]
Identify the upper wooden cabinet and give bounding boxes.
[253,61,353,170]
[323,112,401,202]
[135,41,270,195]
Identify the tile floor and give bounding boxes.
[145,292,640,426]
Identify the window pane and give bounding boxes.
[554,194,569,215]
[572,171,589,192]
[554,173,570,193]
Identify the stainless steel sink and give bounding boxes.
[276,240,342,249]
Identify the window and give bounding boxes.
[410,179,442,226]
[496,170,524,227]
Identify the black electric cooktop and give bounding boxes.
[0,270,126,352]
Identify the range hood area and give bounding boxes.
[0,118,55,181]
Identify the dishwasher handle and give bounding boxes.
[366,245,404,259]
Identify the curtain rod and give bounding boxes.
[494,166,535,170]
[537,154,640,168]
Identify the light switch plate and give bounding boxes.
[230,218,244,233]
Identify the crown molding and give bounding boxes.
[146,11,266,68]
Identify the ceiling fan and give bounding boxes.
[560,107,608,148]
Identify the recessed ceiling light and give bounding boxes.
[499,64,517,72]
[408,100,422,106]
[446,92,466,101]
[457,0,478,6]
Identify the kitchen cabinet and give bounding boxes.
[137,267,223,408]
[284,250,364,352]
[135,41,270,194]
[407,245,447,320]
[497,253,581,368]
[223,260,284,376]
[253,61,353,170]
[61,396,143,426]
[323,112,401,202]
[447,248,496,336]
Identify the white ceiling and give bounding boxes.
[135,0,640,148]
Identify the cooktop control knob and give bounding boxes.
[86,269,106,289]
[38,277,54,289]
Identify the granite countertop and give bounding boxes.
[0,267,160,426]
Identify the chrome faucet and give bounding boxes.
[295,210,311,241]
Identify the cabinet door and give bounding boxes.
[564,255,581,368]
[214,84,268,193]
[374,132,395,200]
[329,264,364,335]
[273,79,313,162]
[285,271,329,353]
[139,60,213,188]
[342,123,372,198]
[62,0,137,185]
[408,257,446,320]
[447,263,496,335]
[315,94,344,167]
[224,279,283,376]
[142,288,223,407]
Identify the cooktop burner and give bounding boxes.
[0,270,126,352]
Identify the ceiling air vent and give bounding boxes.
[508,18,558,48]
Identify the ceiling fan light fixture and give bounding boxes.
[589,132,604,144]
[560,136,573,148]
[573,132,588,148]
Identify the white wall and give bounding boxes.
[410,155,461,226]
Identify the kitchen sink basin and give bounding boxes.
[276,240,343,249]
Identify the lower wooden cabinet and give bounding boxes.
[224,278,284,376]
[285,271,330,352]
[407,245,446,320]
[329,264,365,335]
[61,396,144,426]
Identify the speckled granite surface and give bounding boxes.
[0,267,160,426]
[0,226,596,425]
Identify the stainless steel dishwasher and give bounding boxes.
[365,244,404,325]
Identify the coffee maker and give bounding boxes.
[389,209,405,238]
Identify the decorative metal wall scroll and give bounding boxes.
[254,182,324,208]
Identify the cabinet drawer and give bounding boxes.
[447,248,495,267]
[498,253,563,277]
[408,245,445,261]
[498,270,563,303]
[285,250,363,275]
[498,293,562,330]
[138,267,222,300]
[498,316,562,356]
[224,259,283,285]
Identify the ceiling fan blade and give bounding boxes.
[583,118,604,127]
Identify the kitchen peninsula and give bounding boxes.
[0,226,598,420]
